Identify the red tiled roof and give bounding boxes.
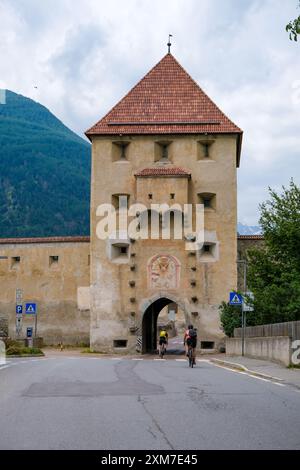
[86,53,243,165]
[0,236,90,245]
[135,166,191,177]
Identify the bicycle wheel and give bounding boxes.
[188,348,193,367]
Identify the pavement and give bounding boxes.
[1,353,300,450]
[209,355,300,388]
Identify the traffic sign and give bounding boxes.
[229,292,243,306]
[25,303,37,315]
[243,292,254,312]
[16,305,23,315]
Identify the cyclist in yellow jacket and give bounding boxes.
[158,328,169,357]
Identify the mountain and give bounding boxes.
[237,223,262,236]
[0,90,90,238]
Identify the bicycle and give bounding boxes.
[187,344,195,368]
[159,342,166,358]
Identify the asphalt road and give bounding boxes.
[0,356,300,450]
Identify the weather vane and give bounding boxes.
[167,34,173,53]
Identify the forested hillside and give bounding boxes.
[0,90,90,237]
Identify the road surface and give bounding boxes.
[0,355,300,450]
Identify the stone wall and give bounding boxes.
[0,238,90,345]
[226,336,291,366]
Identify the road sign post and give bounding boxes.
[15,305,23,337]
[229,291,245,355]
[237,260,249,356]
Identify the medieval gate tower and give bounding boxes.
[86,53,243,353]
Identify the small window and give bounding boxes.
[148,194,153,200]
[49,256,59,266]
[203,143,210,158]
[112,141,130,161]
[113,340,128,348]
[154,141,172,162]
[110,242,130,263]
[198,241,219,263]
[170,193,175,200]
[11,257,21,268]
[198,140,215,160]
[198,193,216,210]
[201,341,215,350]
[203,197,211,208]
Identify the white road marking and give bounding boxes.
[175,359,186,362]
[132,358,144,361]
[211,361,289,388]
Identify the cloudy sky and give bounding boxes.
[0,0,299,225]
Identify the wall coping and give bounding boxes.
[0,234,263,245]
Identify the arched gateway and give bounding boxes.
[140,293,190,354]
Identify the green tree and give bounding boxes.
[219,180,300,335]
[219,301,241,337]
[247,180,300,324]
[286,1,300,41]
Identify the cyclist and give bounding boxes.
[184,324,197,364]
[158,328,168,357]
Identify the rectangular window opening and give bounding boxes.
[49,256,59,266]
[201,341,215,350]
[11,256,21,268]
[112,141,130,161]
[113,340,128,348]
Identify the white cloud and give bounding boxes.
[0,0,299,225]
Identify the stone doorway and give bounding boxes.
[141,296,188,354]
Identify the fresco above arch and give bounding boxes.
[147,255,181,290]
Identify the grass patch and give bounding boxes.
[81,348,106,354]
[288,364,300,369]
[6,346,44,356]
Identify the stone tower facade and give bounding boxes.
[86,53,243,353]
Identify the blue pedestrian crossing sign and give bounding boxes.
[25,303,37,315]
[229,292,243,306]
[16,305,23,314]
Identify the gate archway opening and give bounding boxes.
[142,297,187,354]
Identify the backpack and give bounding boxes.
[189,328,197,339]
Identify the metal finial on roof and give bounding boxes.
[167,34,173,53]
